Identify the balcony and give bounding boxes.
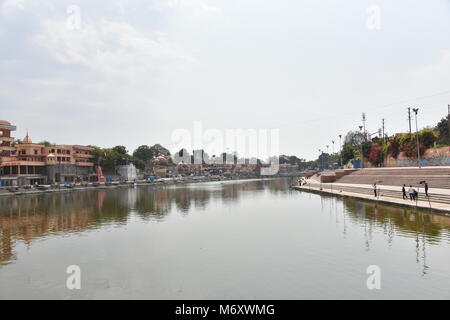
[73,153,94,159]
[75,162,94,167]
[0,137,14,142]
[0,146,15,151]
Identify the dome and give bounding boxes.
[0,120,11,125]
[23,131,32,144]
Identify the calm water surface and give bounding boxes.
[1,178,450,299]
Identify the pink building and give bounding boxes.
[0,120,96,186]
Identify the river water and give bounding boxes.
[0,178,449,299]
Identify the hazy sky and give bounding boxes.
[1,0,450,160]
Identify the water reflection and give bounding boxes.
[0,179,289,265]
[1,179,450,271]
[320,195,450,276]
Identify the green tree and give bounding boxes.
[341,144,356,164]
[133,145,154,161]
[112,145,128,155]
[434,115,450,145]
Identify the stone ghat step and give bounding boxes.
[337,176,450,185]
[307,184,450,204]
[350,170,450,175]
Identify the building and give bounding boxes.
[116,163,138,181]
[0,120,96,186]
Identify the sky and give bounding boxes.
[1,0,450,160]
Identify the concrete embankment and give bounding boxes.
[292,184,450,215]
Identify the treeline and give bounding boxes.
[315,113,450,168]
[91,144,171,173]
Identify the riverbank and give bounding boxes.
[292,184,450,215]
[0,176,271,198]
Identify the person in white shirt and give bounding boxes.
[408,185,415,201]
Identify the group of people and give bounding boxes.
[401,182,429,201]
[297,177,307,186]
[373,181,429,200]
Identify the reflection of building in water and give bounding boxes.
[0,191,129,265]
[0,178,292,265]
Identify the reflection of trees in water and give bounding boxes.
[0,179,291,265]
[343,198,450,242]
[343,198,450,275]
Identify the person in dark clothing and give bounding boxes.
[373,183,377,197]
[424,181,429,197]
[402,184,407,200]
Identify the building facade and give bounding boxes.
[0,120,96,186]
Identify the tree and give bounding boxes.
[38,140,54,147]
[434,115,450,145]
[112,145,128,155]
[150,144,170,157]
[368,145,384,166]
[419,128,437,148]
[344,131,365,148]
[341,144,356,164]
[133,145,154,162]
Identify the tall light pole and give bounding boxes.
[338,134,342,167]
[413,108,421,168]
[359,125,364,169]
[331,140,335,154]
[318,149,322,170]
[447,104,450,141]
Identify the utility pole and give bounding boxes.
[362,113,367,141]
[447,104,450,140]
[413,108,421,168]
[382,118,385,142]
[338,134,342,167]
[408,107,412,134]
[359,125,364,169]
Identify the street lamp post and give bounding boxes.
[338,135,342,167]
[359,126,364,169]
[318,149,323,170]
[413,108,421,168]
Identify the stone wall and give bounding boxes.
[385,146,450,167]
[46,164,95,183]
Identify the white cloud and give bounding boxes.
[410,50,450,93]
[35,19,195,78]
[1,0,25,14]
[155,0,222,15]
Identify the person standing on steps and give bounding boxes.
[424,181,429,197]
[402,184,407,200]
[408,185,415,201]
[373,183,377,197]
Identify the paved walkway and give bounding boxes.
[325,182,450,195]
[293,184,450,215]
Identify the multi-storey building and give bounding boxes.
[0,120,96,186]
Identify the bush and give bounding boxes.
[368,145,384,166]
[419,128,437,148]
